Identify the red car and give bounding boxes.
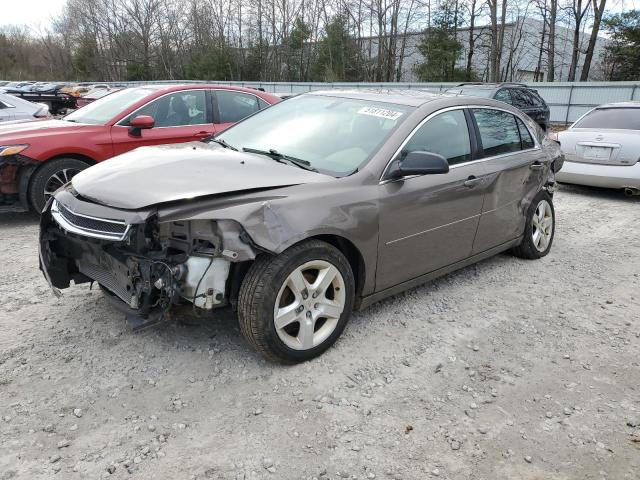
[0,84,280,212]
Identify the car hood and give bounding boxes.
[71,142,333,210]
[0,119,95,142]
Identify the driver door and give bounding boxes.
[110,89,214,156]
[376,108,489,291]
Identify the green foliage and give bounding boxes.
[603,10,640,80]
[286,18,312,81]
[186,47,237,80]
[73,35,100,81]
[413,1,470,82]
[310,15,362,81]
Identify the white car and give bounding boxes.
[554,102,640,196]
[0,93,50,122]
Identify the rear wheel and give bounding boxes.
[28,158,89,212]
[238,240,355,363]
[512,190,555,259]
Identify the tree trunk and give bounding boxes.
[567,0,590,81]
[547,0,557,81]
[580,0,606,81]
[466,0,477,80]
[489,0,499,82]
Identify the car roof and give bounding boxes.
[306,89,457,107]
[126,83,281,102]
[595,101,640,109]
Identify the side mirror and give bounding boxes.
[387,151,449,180]
[129,115,155,136]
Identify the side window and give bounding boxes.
[516,117,535,149]
[473,109,522,157]
[528,91,545,107]
[494,89,512,104]
[403,109,471,166]
[124,90,207,127]
[216,91,260,123]
[510,89,534,108]
[258,98,270,110]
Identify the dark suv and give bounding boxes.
[446,83,550,131]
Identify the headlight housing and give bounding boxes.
[0,144,29,156]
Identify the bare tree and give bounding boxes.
[566,0,591,81]
[579,0,606,81]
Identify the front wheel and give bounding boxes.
[512,190,555,259]
[28,158,89,213]
[238,240,355,363]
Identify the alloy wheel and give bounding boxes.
[43,168,81,203]
[273,260,346,351]
[532,199,553,252]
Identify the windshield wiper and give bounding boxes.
[210,138,238,151]
[242,147,317,172]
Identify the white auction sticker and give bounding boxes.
[357,106,403,120]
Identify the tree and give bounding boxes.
[413,1,470,82]
[547,0,558,81]
[311,15,362,82]
[566,0,591,81]
[487,0,508,82]
[580,0,607,81]
[286,18,312,81]
[602,10,640,81]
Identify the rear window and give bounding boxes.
[573,108,640,130]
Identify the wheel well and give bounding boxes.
[45,153,96,166]
[227,234,367,309]
[312,234,366,300]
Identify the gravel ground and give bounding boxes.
[1,184,639,480]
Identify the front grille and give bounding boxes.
[52,200,130,241]
[57,203,127,235]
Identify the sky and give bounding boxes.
[0,0,638,31]
[1,0,66,31]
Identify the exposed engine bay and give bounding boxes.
[39,195,258,329]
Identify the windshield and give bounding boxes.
[64,88,152,125]
[573,107,640,130]
[446,87,493,98]
[215,95,413,176]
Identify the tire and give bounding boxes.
[28,158,90,213]
[512,190,555,259]
[238,239,355,363]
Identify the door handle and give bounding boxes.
[530,162,544,170]
[463,175,482,188]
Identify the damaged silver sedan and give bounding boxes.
[40,91,563,362]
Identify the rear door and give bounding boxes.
[110,89,214,156]
[471,108,548,253]
[376,108,490,291]
[212,90,266,133]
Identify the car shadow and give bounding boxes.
[0,211,39,227]
[557,183,640,202]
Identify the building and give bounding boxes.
[364,17,609,82]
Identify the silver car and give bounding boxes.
[555,102,640,196]
[0,93,50,122]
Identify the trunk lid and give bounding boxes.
[559,128,640,166]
